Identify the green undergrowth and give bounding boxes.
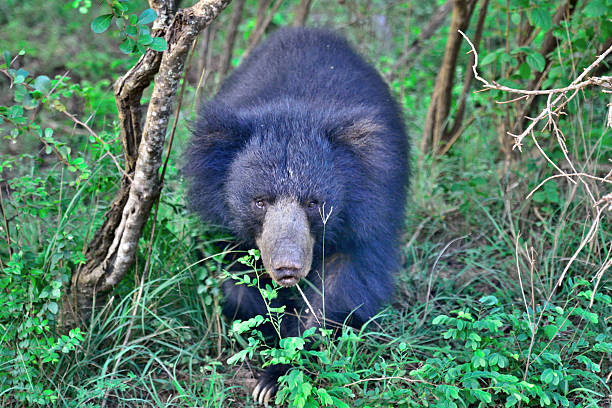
[2,0,611,406]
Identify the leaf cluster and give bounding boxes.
[89,1,167,54]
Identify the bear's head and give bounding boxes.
[224,117,350,287]
[186,101,389,288]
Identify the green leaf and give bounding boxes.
[125,24,138,36]
[138,32,153,46]
[48,302,59,314]
[529,8,551,31]
[479,295,498,306]
[541,369,555,384]
[526,53,546,72]
[91,14,113,33]
[317,388,333,406]
[539,392,551,406]
[584,0,607,17]
[480,50,500,66]
[3,50,10,66]
[473,389,492,403]
[14,68,28,84]
[140,25,151,37]
[505,393,521,407]
[542,324,558,340]
[138,8,157,25]
[226,349,249,365]
[120,37,136,54]
[510,46,532,55]
[574,307,598,323]
[149,37,167,52]
[593,341,612,353]
[432,314,449,325]
[330,396,350,408]
[34,75,52,94]
[518,62,531,79]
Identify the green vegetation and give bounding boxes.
[1,0,610,406]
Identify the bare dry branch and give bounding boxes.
[458,30,612,151]
[459,30,612,320]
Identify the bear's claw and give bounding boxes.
[252,364,290,405]
[252,378,278,406]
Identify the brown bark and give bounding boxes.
[437,0,489,155]
[249,0,272,47]
[219,0,245,79]
[422,0,478,154]
[61,0,232,327]
[242,0,284,59]
[292,0,313,27]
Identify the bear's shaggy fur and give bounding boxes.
[185,27,409,403]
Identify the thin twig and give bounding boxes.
[296,284,321,326]
[345,376,432,387]
[458,29,612,150]
[0,186,12,260]
[62,110,130,180]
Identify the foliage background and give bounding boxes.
[0,0,610,406]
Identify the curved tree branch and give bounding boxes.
[63,0,232,325]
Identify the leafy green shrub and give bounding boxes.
[410,281,611,407]
[0,50,119,405]
[226,250,361,408]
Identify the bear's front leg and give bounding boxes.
[252,252,394,404]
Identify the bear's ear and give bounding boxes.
[331,119,386,153]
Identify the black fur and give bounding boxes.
[185,27,409,396]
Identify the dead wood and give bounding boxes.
[511,0,579,136]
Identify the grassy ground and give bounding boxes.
[1,1,610,407]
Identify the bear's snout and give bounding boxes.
[255,197,314,287]
[270,243,305,287]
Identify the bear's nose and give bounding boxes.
[271,258,303,287]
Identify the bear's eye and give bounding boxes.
[307,200,318,209]
[254,199,266,210]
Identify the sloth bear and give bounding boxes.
[185,27,409,404]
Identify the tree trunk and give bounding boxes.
[60,0,232,327]
[242,0,284,59]
[292,0,313,27]
[219,0,245,80]
[437,0,489,155]
[421,0,478,154]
